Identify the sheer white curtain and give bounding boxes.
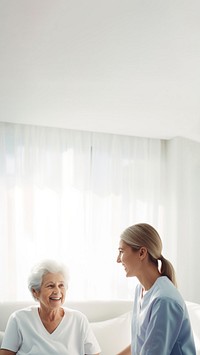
[0,123,199,303]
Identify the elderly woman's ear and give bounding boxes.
[32,288,39,300]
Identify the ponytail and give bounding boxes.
[159,255,177,287]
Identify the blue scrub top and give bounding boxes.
[131,276,196,355]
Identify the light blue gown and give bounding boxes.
[131,276,196,354]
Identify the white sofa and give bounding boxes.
[0,300,200,354]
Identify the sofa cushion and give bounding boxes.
[91,311,131,355]
[0,331,4,347]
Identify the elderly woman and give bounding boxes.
[0,259,101,355]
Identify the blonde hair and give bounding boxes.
[120,223,177,286]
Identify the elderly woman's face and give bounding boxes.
[35,272,67,310]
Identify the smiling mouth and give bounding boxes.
[49,297,61,301]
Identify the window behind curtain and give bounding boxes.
[0,122,166,301]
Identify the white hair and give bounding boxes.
[28,259,70,300]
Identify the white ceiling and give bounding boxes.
[0,0,200,142]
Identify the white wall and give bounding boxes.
[164,137,200,303]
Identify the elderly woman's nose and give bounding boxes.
[53,285,60,292]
